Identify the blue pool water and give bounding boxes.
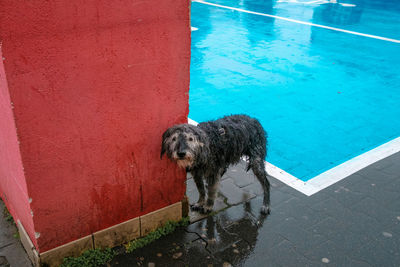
[189,0,400,181]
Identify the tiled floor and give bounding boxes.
[111,152,400,266]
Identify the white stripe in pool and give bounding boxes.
[193,0,400,44]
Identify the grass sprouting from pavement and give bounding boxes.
[61,217,190,267]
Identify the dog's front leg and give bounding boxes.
[190,171,206,211]
[202,170,223,214]
[202,179,220,214]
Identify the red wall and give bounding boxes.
[0,0,190,252]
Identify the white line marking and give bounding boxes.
[340,3,356,7]
[188,118,199,125]
[301,136,400,195]
[188,118,400,196]
[277,0,332,4]
[268,136,400,195]
[191,26,199,31]
[193,0,400,43]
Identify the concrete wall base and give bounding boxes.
[18,201,187,267]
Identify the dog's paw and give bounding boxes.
[190,203,204,212]
[260,205,270,215]
[200,205,213,214]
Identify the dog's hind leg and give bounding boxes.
[250,157,271,215]
[191,171,206,212]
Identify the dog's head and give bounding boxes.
[161,124,209,169]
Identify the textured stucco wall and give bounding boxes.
[0,0,190,252]
[0,44,36,248]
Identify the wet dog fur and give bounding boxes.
[161,114,270,214]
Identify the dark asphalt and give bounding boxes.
[1,152,399,266]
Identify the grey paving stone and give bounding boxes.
[372,156,396,171]
[242,253,281,267]
[211,204,254,229]
[288,206,330,230]
[0,256,10,267]
[336,173,370,188]
[273,196,311,218]
[274,181,306,198]
[0,201,32,267]
[300,190,332,207]
[0,243,32,267]
[381,162,400,177]
[241,180,264,196]
[381,180,400,196]
[219,178,255,205]
[373,230,400,258]
[270,189,297,207]
[379,153,400,175]
[369,190,400,213]
[304,240,366,267]
[186,178,199,205]
[270,217,326,255]
[327,227,375,254]
[189,194,228,223]
[356,166,397,186]
[324,184,366,208]
[351,197,397,224]
[0,202,16,248]
[212,238,255,266]
[223,218,262,246]
[190,216,243,255]
[337,213,379,238]
[308,196,354,219]
[228,169,255,188]
[262,239,313,267]
[224,162,248,178]
[308,217,347,241]
[352,239,400,267]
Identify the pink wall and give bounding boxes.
[0,45,36,247]
[0,0,190,252]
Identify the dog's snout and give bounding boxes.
[176,137,188,159]
[177,152,186,158]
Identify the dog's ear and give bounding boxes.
[160,127,173,159]
[160,147,166,159]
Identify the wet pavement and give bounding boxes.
[0,202,32,267]
[1,152,400,266]
[109,152,400,266]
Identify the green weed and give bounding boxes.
[60,248,115,267]
[61,216,190,267]
[3,206,14,224]
[124,217,190,253]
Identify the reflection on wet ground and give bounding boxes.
[110,152,400,266]
[110,195,269,267]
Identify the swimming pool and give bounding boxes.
[189,0,400,188]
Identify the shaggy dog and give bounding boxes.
[161,115,270,214]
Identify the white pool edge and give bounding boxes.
[293,137,400,196]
